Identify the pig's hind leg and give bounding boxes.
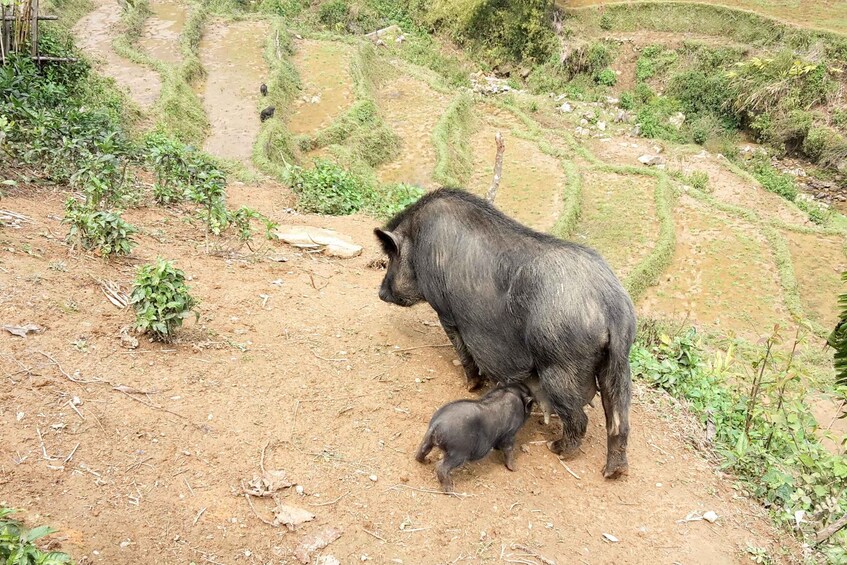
[435,452,465,492]
[415,430,435,463]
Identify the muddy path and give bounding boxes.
[138,0,186,65]
[467,106,564,232]
[641,194,789,337]
[375,74,450,188]
[72,0,161,109]
[289,40,355,136]
[196,20,270,164]
[0,184,792,564]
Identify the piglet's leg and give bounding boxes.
[496,439,518,471]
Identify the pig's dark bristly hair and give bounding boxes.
[382,187,595,254]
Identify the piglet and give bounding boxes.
[415,383,534,492]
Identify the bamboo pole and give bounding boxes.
[31,0,39,59]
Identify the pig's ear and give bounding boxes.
[523,394,535,412]
[374,228,401,255]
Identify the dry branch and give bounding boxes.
[486,131,505,203]
[816,512,847,544]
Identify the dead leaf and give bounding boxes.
[294,526,343,563]
[2,324,43,338]
[602,533,619,543]
[272,502,314,531]
[267,254,288,263]
[275,226,362,259]
[245,469,293,497]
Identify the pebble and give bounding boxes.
[369,474,378,482]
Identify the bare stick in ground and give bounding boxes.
[486,131,505,203]
[816,512,847,544]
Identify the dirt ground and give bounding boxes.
[4,2,843,562]
[0,182,792,564]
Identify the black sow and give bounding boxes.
[374,189,636,479]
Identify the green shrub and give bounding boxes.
[0,507,73,565]
[369,182,425,218]
[291,159,374,215]
[63,199,137,257]
[829,271,847,389]
[632,325,847,556]
[564,42,612,77]
[595,67,617,86]
[319,0,350,27]
[422,0,557,64]
[690,114,726,145]
[802,126,847,167]
[131,258,198,343]
[747,155,798,200]
[599,13,612,31]
[635,45,677,83]
[666,70,735,123]
[619,91,634,110]
[795,197,832,225]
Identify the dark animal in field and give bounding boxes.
[260,106,275,122]
[374,188,636,479]
[415,383,534,492]
[260,83,268,96]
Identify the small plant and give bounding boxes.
[0,507,73,564]
[746,155,798,201]
[290,159,374,215]
[688,171,709,191]
[599,13,613,31]
[131,258,198,343]
[595,67,617,86]
[794,196,832,225]
[63,198,137,257]
[619,91,634,110]
[228,206,279,242]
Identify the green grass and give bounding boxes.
[432,92,474,187]
[568,2,847,58]
[112,0,209,145]
[253,19,301,178]
[624,173,676,301]
[298,43,401,169]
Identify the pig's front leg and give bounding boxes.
[440,319,485,392]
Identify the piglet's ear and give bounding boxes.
[524,394,535,412]
[374,228,401,255]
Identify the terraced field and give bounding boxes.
[3,1,845,563]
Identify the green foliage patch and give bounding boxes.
[0,508,72,565]
[131,258,199,342]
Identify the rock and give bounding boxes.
[638,154,665,167]
[605,96,619,105]
[375,39,386,47]
[615,110,630,123]
[120,332,139,350]
[575,126,590,137]
[272,502,315,531]
[275,226,362,259]
[668,112,686,129]
[294,527,344,564]
[597,121,607,131]
[559,102,573,113]
[632,123,642,136]
[520,67,531,79]
[580,118,588,126]
[2,324,43,338]
[395,34,405,43]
